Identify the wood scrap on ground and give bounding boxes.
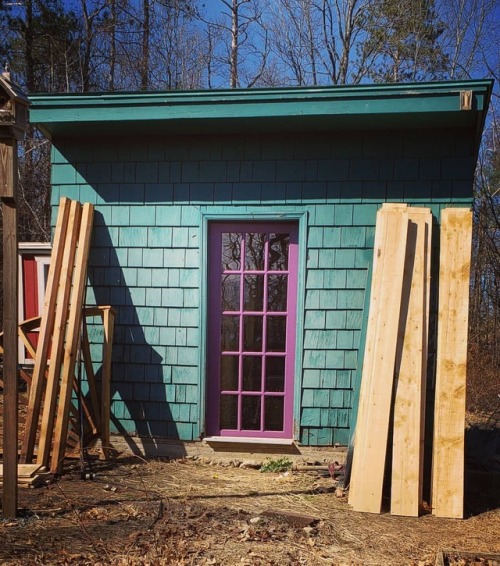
[0,464,51,488]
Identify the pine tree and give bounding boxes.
[362,0,448,82]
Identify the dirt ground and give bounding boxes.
[0,457,499,566]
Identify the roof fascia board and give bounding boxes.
[29,80,493,129]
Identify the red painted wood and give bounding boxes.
[21,255,40,357]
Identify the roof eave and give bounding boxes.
[28,79,493,142]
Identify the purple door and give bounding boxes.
[207,222,298,438]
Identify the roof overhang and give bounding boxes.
[29,80,493,147]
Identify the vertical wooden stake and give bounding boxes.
[1,137,19,518]
[101,307,115,459]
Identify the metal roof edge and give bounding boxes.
[28,79,493,106]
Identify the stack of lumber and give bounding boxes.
[0,464,51,489]
[6,197,116,475]
[348,204,472,519]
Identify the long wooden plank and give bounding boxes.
[391,208,432,516]
[21,198,72,463]
[348,206,409,513]
[37,200,82,467]
[50,203,94,474]
[431,208,472,519]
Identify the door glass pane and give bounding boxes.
[267,275,287,312]
[242,396,261,430]
[265,357,285,392]
[221,274,240,311]
[221,316,239,351]
[220,395,238,429]
[264,397,284,431]
[244,275,264,311]
[243,315,263,352]
[221,232,241,270]
[269,233,289,270]
[221,355,239,391]
[242,356,262,391]
[245,233,266,271]
[267,316,286,352]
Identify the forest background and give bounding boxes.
[0,0,499,419]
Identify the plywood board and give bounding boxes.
[391,208,432,516]
[348,206,409,513]
[432,208,472,519]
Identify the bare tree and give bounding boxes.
[149,0,206,89]
[317,0,373,84]
[468,126,500,418]
[438,0,499,80]
[267,0,321,85]
[201,0,270,88]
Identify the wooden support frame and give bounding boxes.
[1,197,116,477]
[84,306,116,460]
[0,304,116,466]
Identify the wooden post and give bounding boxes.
[0,136,19,518]
[101,306,115,459]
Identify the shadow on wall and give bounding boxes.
[88,213,186,459]
[464,427,500,515]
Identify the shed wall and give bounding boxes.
[50,128,475,445]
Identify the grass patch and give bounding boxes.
[260,457,293,473]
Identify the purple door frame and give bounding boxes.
[207,222,298,438]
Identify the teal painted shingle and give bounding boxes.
[304,330,336,349]
[326,350,344,369]
[334,204,353,225]
[341,227,366,247]
[304,310,326,330]
[313,389,330,408]
[321,228,340,248]
[301,408,321,427]
[302,370,321,388]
